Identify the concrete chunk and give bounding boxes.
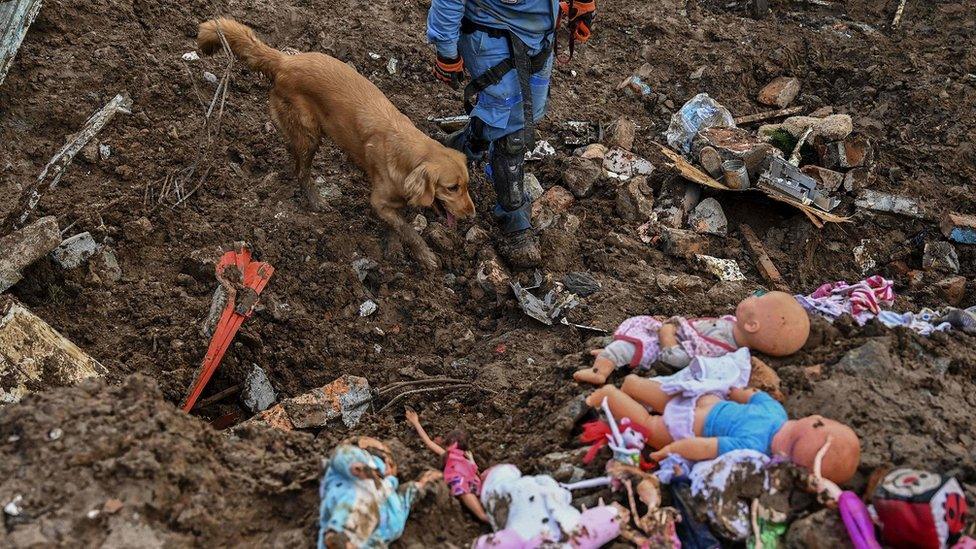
[52,232,98,269]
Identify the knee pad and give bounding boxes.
[489,132,528,212]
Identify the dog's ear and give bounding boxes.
[404,162,435,207]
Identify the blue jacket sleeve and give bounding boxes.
[427,0,465,59]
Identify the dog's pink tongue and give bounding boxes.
[446,212,457,228]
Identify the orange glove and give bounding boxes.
[433,54,465,90]
[560,0,595,43]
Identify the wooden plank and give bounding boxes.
[734,106,805,125]
[739,224,791,293]
[0,0,43,87]
[1,93,132,232]
[0,216,60,292]
[656,143,730,191]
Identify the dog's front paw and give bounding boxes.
[416,248,440,272]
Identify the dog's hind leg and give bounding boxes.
[271,94,325,211]
[370,188,439,272]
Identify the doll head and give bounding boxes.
[787,415,861,484]
[733,291,810,356]
[444,429,471,451]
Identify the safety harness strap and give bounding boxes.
[460,18,552,149]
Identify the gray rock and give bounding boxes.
[615,176,655,222]
[834,339,893,377]
[359,300,378,317]
[89,247,122,285]
[524,172,545,201]
[51,232,98,269]
[551,394,588,436]
[465,226,490,245]
[314,176,343,203]
[922,241,960,273]
[242,364,276,413]
[687,198,728,236]
[563,272,601,297]
[351,257,378,282]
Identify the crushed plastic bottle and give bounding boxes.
[665,93,736,154]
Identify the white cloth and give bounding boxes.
[652,347,753,397]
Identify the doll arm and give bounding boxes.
[405,407,446,457]
[658,345,692,369]
[650,437,719,462]
[599,340,637,367]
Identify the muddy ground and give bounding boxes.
[1,0,975,546]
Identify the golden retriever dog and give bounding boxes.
[197,18,475,271]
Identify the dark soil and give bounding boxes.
[1,0,974,546]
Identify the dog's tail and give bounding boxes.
[197,18,282,79]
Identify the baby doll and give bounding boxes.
[586,376,861,484]
[405,407,489,523]
[574,291,810,385]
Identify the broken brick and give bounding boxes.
[801,165,845,192]
[691,126,779,179]
[615,176,654,222]
[758,76,801,108]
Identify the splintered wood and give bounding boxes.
[0,216,61,292]
[1,296,106,404]
[0,0,42,86]
[1,93,132,232]
[739,224,791,293]
[734,106,805,125]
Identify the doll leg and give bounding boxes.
[586,386,673,449]
[621,375,672,414]
[459,493,490,523]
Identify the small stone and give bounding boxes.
[386,57,397,75]
[660,226,708,258]
[123,217,153,241]
[696,254,744,281]
[801,165,845,192]
[102,499,124,514]
[563,157,602,197]
[578,143,608,161]
[562,272,601,297]
[759,114,853,142]
[81,141,100,163]
[359,300,378,316]
[465,226,490,244]
[476,257,511,296]
[425,222,456,253]
[608,117,637,151]
[182,51,200,62]
[203,71,218,84]
[4,495,23,516]
[615,176,654,222]
[934,276,966,306]
[524,173,544,201]
[242,364,276,413]
[88,247,122,285]
[412,214,428,233]
[52,232,98,269]
[48,428,63,440]
[922,241,959,273]
[99,144,111,160]
[834,339,893,377]
[87,509,101,519]
[551,394,588,436]
[688,198,728,236]
[689,66,706,80]
[351,257,378,282]
[315,176,343,203]
[531,186,575,225]
[758,76,801,108]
